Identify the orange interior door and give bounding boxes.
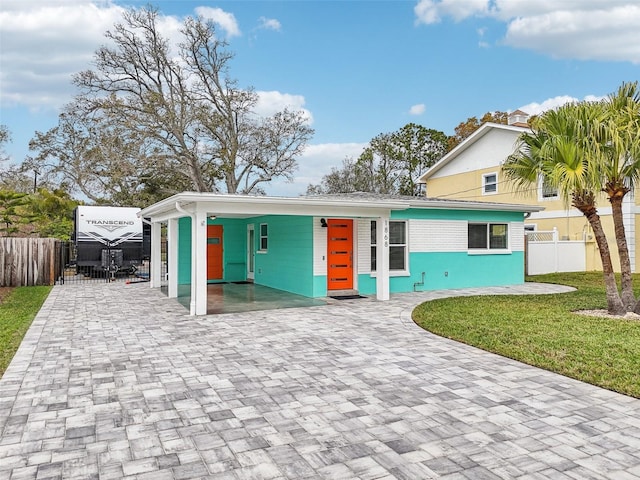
[207,225,223,280]
[327,219,353,290]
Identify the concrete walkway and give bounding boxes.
[1,282,640,479]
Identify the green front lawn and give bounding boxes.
[0,286,51,377]
[412,272,640,398]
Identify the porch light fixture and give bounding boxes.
[320,218,328,228]
[208,215,217,221]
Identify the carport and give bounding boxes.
[170,282,327,315]
[139,192,403,315]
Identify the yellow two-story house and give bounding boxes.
[419,111,638,272]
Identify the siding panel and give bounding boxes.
[254,215,314,296]
[409,219,467,252]
[313,218,327,276]
[357,219,371,274]
[510,222,525,251]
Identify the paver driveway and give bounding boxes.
[1,282,640,480]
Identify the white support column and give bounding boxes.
[376,216,390,301]
[167,218,178,298]
[149,221,162,288]
[192,210,208,315]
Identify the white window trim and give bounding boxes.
[370,220,410,276]
[468,250,512,255]
[467,222,511,254]
[482,172,498,196]
[538,175,559,201]
[370,271,411,277]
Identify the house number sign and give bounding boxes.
[384,221,388,247]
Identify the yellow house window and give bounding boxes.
[540,176,558,199]
[483,173,498,195]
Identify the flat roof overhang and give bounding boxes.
[138,192,543,222]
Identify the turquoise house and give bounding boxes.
[139,192,542,315]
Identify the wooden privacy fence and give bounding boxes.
[0,238,62,287]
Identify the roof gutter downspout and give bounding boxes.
[175,201,198,315]
[175,201,193,219]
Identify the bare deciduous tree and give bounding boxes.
[29,6,313,203]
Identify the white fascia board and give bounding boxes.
[139,192,543,221]
[529,206,613,220]
[140,192,407,221]
[138,193,193,220]
[419,123,530,182]
[521,203,640,220]
[193,201,395,218]
[407,199,544,213]
[140,201,197,223]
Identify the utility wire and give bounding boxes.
[430,178,549,201]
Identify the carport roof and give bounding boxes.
[139,191,543,222]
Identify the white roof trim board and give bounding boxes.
[139,191,543,222]
[419,122,531,182]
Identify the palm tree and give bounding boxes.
[595,82,640,311]
[503,102,627,315]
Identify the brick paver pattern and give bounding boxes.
[1,282,639,479]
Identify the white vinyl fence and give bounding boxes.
[525,228,586,275]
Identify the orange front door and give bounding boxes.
[207,225,223,280]
[327,219,353,290]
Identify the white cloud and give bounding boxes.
[490,1,633,21]
[477,26,490,48]
[415,0,488,24]
[504,7,640,63]
[255,91,313,124]
[258,16,281,31]
[409,104,426,115]
[414,0,640,63]
[0,2,245,111]
[264,143,367,196]
[517,94,606,116]
[0,1,126,109]
[414,0,440,24]
[194,7,241,38]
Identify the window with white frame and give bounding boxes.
[483,173,498,195]
[468,223,509,250]
[540,176,558,199]
[371,220,407,271]
[371,221,377,271]
[259,223,268,251]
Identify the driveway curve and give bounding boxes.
[1,282,639,479]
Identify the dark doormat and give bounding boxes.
[329,295,366,300]
[232,281,252,284]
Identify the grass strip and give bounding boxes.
[412,272,640,398]
[0,286,52,377]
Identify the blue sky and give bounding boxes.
[1,1,639,196]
